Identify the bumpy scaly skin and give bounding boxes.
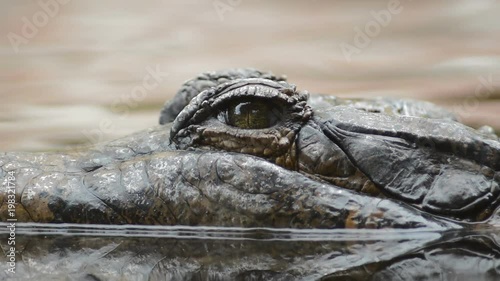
[319,106,500,221]
[0,125,173,224]
[0,130,454,228]
[170,70,500,222]
[159,68,286,124]
[1,68,499,226]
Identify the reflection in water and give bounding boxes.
[328,231,500,281]
[0,224,499,280]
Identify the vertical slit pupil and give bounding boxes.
[227,100,274,129]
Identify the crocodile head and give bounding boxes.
[2,69,499,228]
[164,69,500,223]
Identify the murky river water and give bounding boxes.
[1,224,499,280]
[1,1,500,280]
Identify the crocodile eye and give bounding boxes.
[170,78,311,169]
[219,99,281,129]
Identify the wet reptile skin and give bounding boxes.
[1,68,499,228]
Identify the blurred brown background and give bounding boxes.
[1,0,499,151]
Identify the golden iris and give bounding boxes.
[224,100,279,129]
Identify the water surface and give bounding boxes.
[4,223,499,280]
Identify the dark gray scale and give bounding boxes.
[317,105,500,220]
[159,68,286,124]
[164,70,500,222]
